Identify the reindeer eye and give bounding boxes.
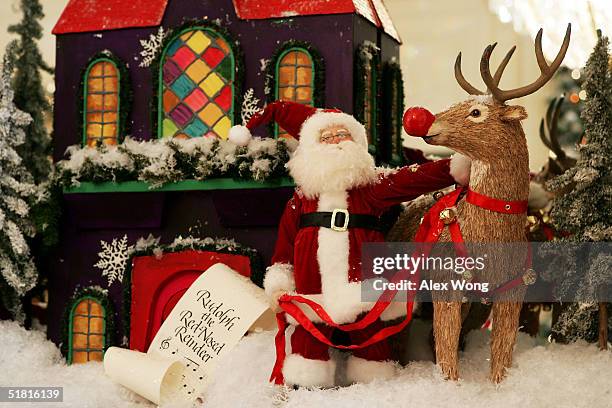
[470,109,481,117]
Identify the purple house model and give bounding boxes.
[48,0,405,364]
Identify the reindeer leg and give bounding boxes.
[489,301,522,383]
[433,300,462,380]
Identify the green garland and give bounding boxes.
[149,20,245,139]
[60,285,115,363]
[120,236,264,343]
[265,40,326,137]
[382,61,405,165]
[354,42,382,161]
[78,51,133,146]
[56,136,291,189]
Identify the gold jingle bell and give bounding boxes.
[522,268,537,286]
[433,191,444,201]
[439,207,457,225]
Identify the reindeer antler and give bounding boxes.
[481,24,571,102]
[539,96,566,159]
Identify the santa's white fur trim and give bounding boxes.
[450,153,471,185]
[263,263,295,298]
[299,111,368,149]
[345,356,396,384]
[282,354,336,387]
[228,125,252,146]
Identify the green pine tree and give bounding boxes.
[0,42,40,322]
[546,30,612,348]
[8,0,53,183]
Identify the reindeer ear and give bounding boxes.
[501,105,528,122]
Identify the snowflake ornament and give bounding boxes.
[94,235,132,286]
[139,27,168,68]
[240,88,263,125]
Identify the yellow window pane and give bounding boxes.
[87,124,102,138]
[296,67,312,86]
[88,334,104,349]
[72,351,88,364]
[103,137,118,146]
[103,95,118,110]
[280,51,297,65]
[86,138,99,147]
[186,59,211,83]
[102,124,117,137]
[87,113,103,125]
[89,63,104,77]
[199,72,224,97]
[88,301,103,316]
[296,87,312,103]
[87,94,104,111]
[213,116,231,139]
[280,87,295,100]
[295,51,311,66]
[88,352,104,362]
[74,300,89,314]
[186,30,212,54]
[72,315,88,333]
[72,333,88,348]
[87,78,104,93]
[103,77,118,93]
[278,66,295,86]
[89,317,105,334]
[198,103,223,126]
[104,112,118,125]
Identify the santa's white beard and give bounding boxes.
[287,141,378,198]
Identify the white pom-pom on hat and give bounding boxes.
[228,125,252,146]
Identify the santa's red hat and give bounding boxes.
[228,101,368,149]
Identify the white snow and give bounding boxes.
[2,321,612,408]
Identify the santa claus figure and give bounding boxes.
[229,101,470,387]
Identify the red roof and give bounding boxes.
[233,0,401,42]
[52,0,169,35]
[53,0,400,43]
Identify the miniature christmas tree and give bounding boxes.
[8,0,53,183]
[546,30,612,349]
[0,43,40,322]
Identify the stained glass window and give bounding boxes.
[69,298,106,364]
[275,48,314,138]
[160,28,234,139]
[84,59,120,147]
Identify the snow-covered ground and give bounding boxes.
[1,320,611,408]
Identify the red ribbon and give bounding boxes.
[466,189,528,214]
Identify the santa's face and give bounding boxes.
[287,124,377,198]
[319,125,353,144]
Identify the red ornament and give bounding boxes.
[403,107,435,137]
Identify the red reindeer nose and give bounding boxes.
[403,107,435,137]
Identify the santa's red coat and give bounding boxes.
[264,159,455,324]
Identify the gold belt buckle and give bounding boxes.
[331,209,349,232]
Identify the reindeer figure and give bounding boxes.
[402,25,571,383]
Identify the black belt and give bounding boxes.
[300,210,383,232]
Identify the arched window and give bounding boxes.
[83,59,120,147]
[275,48,314,138]
[355,44,380,155]
[159,28,235,139]
[68,297,106,364]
